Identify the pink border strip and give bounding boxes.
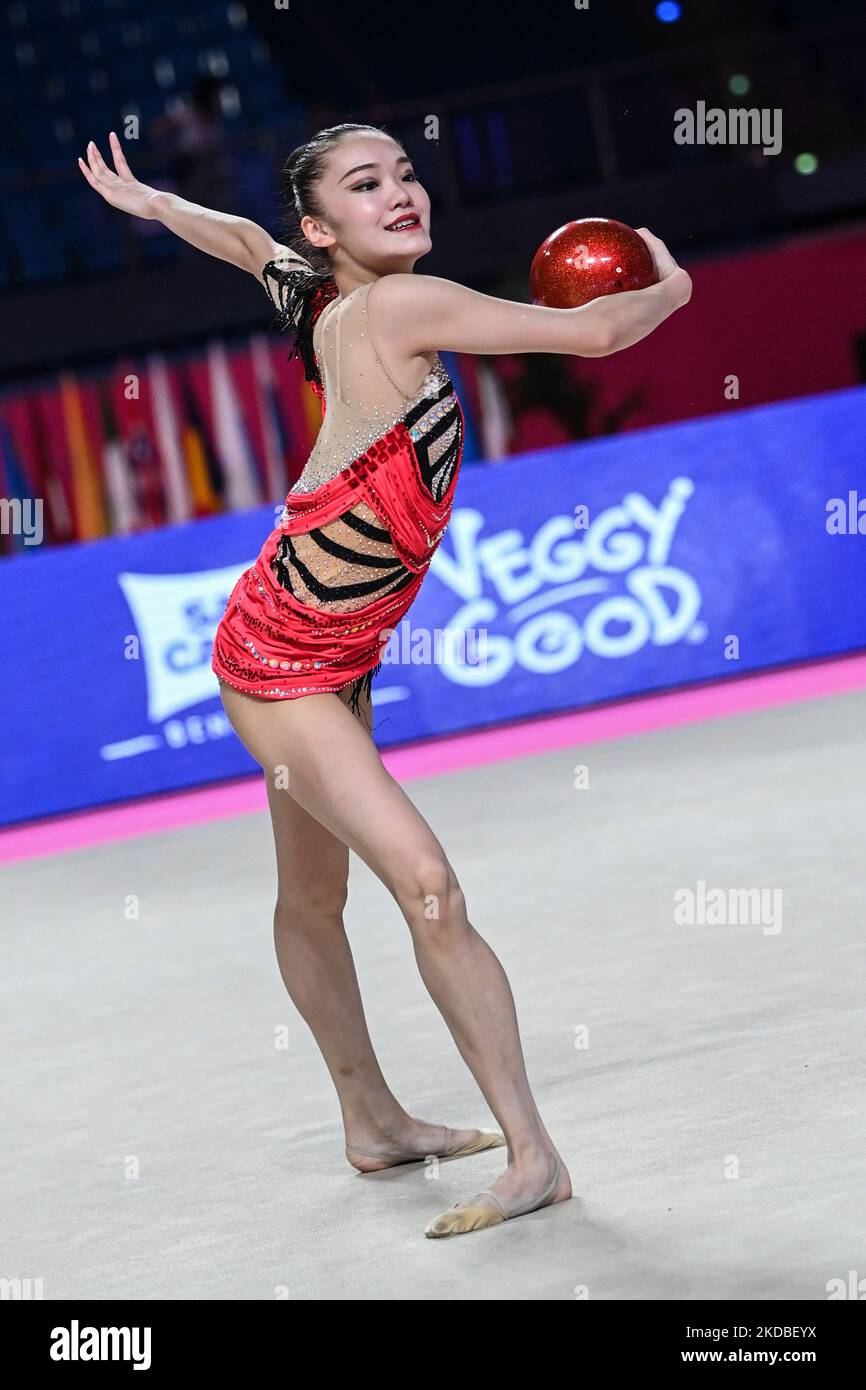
[3,654,865,864]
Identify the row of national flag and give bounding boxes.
[0,339,496,556]
[0,334,328,554]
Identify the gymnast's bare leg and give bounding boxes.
[218,676,572,1226]
[252,678,482,1170]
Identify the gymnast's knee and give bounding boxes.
[274,881,349,931]
[393,856,466,935]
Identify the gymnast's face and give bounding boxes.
[303,133,432,278]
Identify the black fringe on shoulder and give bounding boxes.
[262,258,338,389]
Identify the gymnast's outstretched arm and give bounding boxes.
[77,131,301,286]
[365,228,692,360]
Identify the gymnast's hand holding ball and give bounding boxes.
[530,217,691,351]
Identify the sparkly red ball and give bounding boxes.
[530,218,659,308]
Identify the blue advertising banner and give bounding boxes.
[2,385,865,826]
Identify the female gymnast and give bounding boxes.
[79,123,691,1239]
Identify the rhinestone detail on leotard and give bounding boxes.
[287,290,452,495]
[212,258,465,710]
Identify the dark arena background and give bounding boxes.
[1,0,865,1338]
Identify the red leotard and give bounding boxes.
[212,255,465,716]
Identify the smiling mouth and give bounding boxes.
[385,216,421,232]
